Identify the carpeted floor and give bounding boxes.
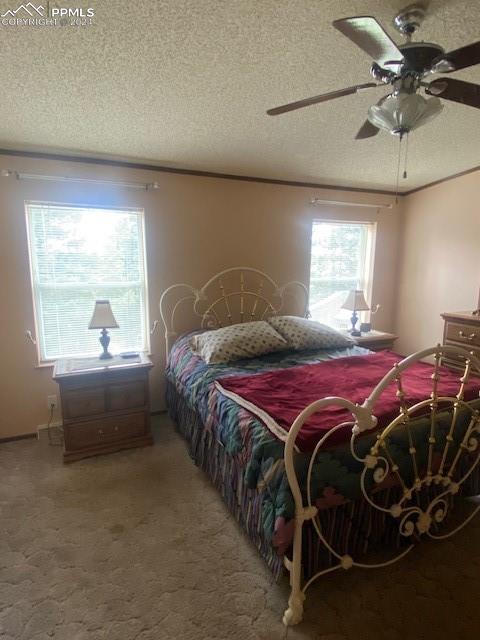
[1,414,480,640]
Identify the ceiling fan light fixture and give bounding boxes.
[367,92,443,135]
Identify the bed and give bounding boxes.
[160,267,480,626]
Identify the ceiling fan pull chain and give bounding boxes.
[403,133,409,180]
[395,133,403,203]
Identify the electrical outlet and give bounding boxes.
[47,394,58,410]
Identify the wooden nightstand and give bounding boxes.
[441,311,480,373]
[53,353,153,463]
[351,330,398,352]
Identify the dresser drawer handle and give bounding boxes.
[459,330,476,341]
[114,426,119,432]
[98,429,104,435]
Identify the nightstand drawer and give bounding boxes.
[107,380,146,411]
[445,322,480,348]
[442,341,480,372]
[66,413,146,450]
[63,387,106,419]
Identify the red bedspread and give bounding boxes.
[216,351,480,452]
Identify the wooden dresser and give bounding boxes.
[53,353,153,462]
[441,311,480,373]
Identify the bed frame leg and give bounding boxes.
[283,517,305,626]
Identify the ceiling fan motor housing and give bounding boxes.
[398,42,445,75]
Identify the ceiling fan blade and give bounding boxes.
[355,119,380,139]
[267,82,378,116]
[433,41,480,73]
[426,77,480,110]
[332,16,403,67]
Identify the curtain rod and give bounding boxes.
[310,198,393,209]
[0,169,160,191]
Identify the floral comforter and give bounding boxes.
[166,332,480,551]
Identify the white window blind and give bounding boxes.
[26,202,149,361]
[309,220,375,329]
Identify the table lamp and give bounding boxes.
[88,300,119,359]
[342,290,370,337]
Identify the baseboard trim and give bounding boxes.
[0,432,36,443]
[37,420,63,432]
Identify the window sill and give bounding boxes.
[35,361,55,369]
[35,352,153,370]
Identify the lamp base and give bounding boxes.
[99,328,113,359]
[349,310,361,337]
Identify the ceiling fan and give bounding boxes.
[267,3,480,139]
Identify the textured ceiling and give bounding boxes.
[1,0,480,192]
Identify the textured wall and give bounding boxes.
[0,154,401,438]
[395,171,480,355]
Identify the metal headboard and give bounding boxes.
[159,267,308,353]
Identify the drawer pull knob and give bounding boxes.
[114,426,119,432]
[98,429,104,435]
[459,330,476,341]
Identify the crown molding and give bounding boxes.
[2,147,478,198]
[0,147,397,196]
[403,164,480,196]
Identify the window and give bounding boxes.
[26,202,149,361]
[309,220,376,329]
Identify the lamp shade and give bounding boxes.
[342,290,370,312]
[88,300,119,329]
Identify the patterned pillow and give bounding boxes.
[267,315,354,351]
[190,321,288,364]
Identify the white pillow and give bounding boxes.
[189,320,288,364]
[267,315,354,351]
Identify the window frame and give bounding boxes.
[25,200,150,364]
[308,218,377,328]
